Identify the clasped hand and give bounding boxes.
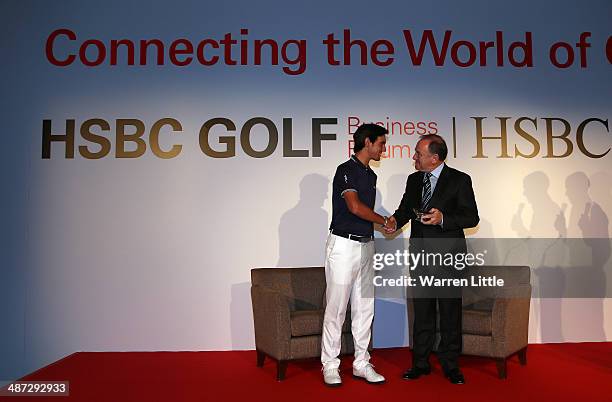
[421,208,443,225]
[383,208,443,234]
[383,216,397,234]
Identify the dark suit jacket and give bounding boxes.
[393,164,479,245]
[393,164,479,290]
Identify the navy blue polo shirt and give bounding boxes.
[329,155,377,237]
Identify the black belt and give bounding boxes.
[330,229,373,243]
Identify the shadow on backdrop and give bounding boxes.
[562,172,609,341]
[277,174,329,267]
[510,171,565,342]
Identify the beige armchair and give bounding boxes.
[250,267,356,380]
[407,265,531,379]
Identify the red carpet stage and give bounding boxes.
[3,343,611,402]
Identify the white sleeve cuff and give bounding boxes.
[341,189,357,197]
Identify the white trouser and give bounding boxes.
[321,233,375,370]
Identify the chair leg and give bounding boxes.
[495,358,507,379]
[518,347,527,365]
[276,360,288,381]
[256,350,265,367]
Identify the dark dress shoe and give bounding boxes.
[402,367,431,380]
[444,368,465,384]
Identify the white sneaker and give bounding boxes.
[352,364,386,384]
[322,367,342,387]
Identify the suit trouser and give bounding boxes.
[412,297,462,371]
[321,233,375,370]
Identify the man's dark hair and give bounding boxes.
[419,134,448,161]
[353,124,388,153]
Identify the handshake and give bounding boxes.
[382,208,443,234]
[383,216,398,234]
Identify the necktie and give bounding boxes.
[421,172,432,211]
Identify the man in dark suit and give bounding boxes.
[385,134,479,384]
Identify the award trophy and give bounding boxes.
[413,208,427,223]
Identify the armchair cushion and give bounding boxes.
[465,298,494,312]
[462,309,492,336]
[290,309,351,337]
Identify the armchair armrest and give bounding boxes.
[491,284,532,357]
[250,285,292,360]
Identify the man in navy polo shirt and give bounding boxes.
[321,123,391,387]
